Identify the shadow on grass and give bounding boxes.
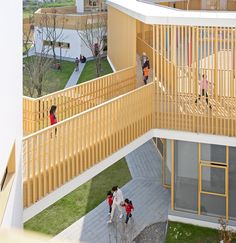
[24,158,131,236]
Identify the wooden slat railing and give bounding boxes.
[154,24,236,137]
[34,8,107,30]
[23,66,136,135]
[23,83,154,207]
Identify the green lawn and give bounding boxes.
[23,57,75,97]
[24,158,131,236]
[23,43,32,55]
[166,221,222,243]
[23,0,75,18]
[43,60,75,94]
[77,58,113,84]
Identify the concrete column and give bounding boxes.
[76,0,84,13]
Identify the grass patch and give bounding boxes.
[43,60,74,94]
[23,0,75,18]
[23,57,75,97]
[24,158,131,236]
[166,221,221,243]
[23,43,32,55]
[77,58,113,84]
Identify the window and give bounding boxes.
[43,40,70,49]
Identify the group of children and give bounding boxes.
[107,186,134,225]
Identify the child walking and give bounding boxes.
[122,198,134,224]
[143,59,149,85]
[107,191,113,215]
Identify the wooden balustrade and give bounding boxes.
[23,66,136,135]
[23,84,154,207]
[34,8,107,30]
[153,24,236,137]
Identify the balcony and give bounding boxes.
[138,0,236,11]
[136,20,236,137]
[34,6,107,30]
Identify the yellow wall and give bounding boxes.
[108,6,136,71]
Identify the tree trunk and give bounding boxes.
[36,75,43,97]
[95,55,102,77]
[52,45,57,64]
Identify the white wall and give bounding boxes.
[76,0,85,13]
[0,1,23,228]
[34,27,93,59]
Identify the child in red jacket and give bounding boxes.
[122,198,134,224]
[107,191,113,214]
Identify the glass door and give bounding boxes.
[198,144,228,220]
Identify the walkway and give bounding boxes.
[53,140,170,243]
[64,63,86,88]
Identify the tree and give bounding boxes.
[23,13,53,97]
[38,8,65,64]
[77,11,107,77]
[23,9,64,97]
[218,217,236,243]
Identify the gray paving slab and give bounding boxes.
[53,140,170,243]
[64,63,86,88]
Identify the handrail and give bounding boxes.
[23,66,136,134]
[25,66,135,101]
[23,83,154,207]
[23,81,150,140]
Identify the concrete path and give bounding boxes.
[64,63,86,88]
[53,140,170,243]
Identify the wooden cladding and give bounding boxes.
[34,9,107,30]
[23,66,136,134]
[153,25,236,137]
[23,84,154,207]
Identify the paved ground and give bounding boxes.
[133,222,167,243]
[64,63,86,88]
[53,140,170,243]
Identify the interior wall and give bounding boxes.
[107,6,136,71]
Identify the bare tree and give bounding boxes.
[23,9,65,97]
[77,11,107,77]
[39,8,65,64]
[23,50,53,97]
[218,217,236,243]
[23,14,53,97]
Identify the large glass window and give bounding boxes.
[201,194,226,217]
[201,144,226,163]
[174,140,198,213]
[201,166,225,194]
[199,143,227,219]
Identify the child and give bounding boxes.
[122,198,134,224]
[49,105,57,125]
[143,64,149,84]
[107,191,113,215]
[75,57,80,71]
[49,105,57,137]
